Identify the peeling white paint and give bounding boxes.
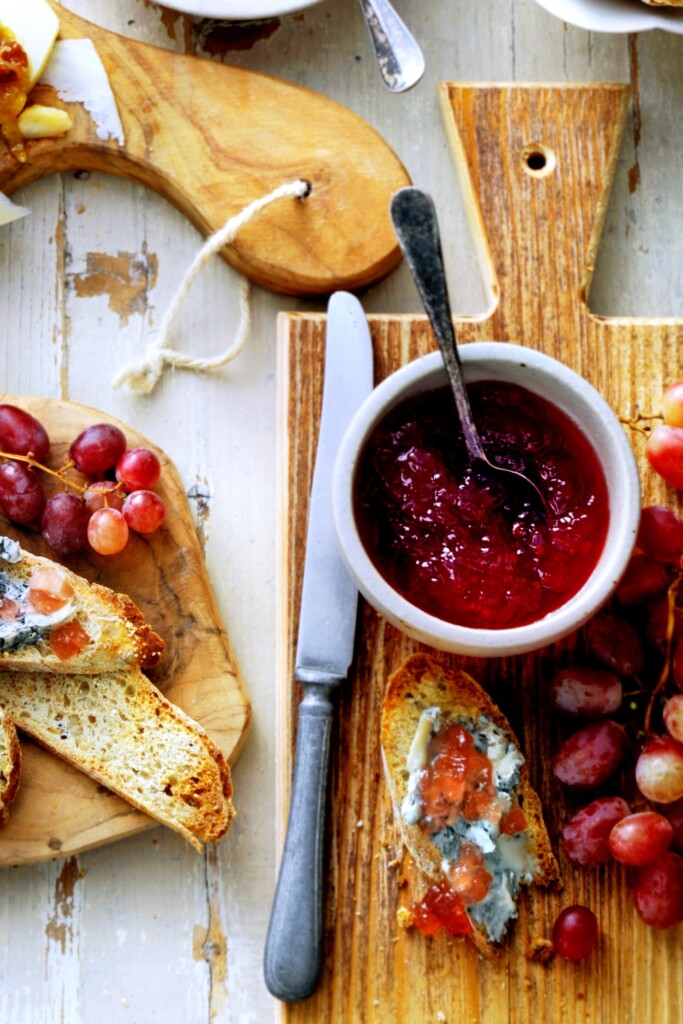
[41,39,125,145]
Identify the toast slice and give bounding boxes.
[0,666,234,850]
[0,709,21,826]
[381,653,559,956]
[0,537,163,675]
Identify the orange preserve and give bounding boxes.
[412,881,472,937]
[405,713,533,942]
[0,27,30,161]
[417,723,506,904]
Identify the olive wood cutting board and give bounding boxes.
[0,395,249,865]
[277,85,683,1023]
[0,0,410,296]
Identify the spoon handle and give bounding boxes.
[390,187,486,463]
[357,0,425,93]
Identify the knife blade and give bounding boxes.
[264,291,374,1003]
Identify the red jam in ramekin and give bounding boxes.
[354,380,609,630]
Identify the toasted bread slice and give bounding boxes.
[0,538,163,674]
[0,709,21,826]
[0,667,234,849]
[381,653,559,956]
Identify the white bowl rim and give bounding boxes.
[333,342,641,657]
[159,0,322,17]
[533,0,683,34]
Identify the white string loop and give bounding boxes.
[113,178,310,395]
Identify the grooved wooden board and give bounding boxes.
[0,395,250,865]
[0,0,410,296]
[277,85,683,1023]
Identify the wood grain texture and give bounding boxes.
[0,394,250,865]
[277,86,683,1023]
[0,0,410,296]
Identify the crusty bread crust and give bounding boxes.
[0,709,21,827]
[0,667,234,850]
[381,653,559,956]
[0,546,164,675]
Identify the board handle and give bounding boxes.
[439,84,630,348]
[0,0,410,297]
[264,684,333,1002]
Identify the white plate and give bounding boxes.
[534,0,683,33]
[161,0,324,16]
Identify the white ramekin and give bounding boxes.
[533,0,683,34]
[332,342,641,657]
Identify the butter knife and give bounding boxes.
[264,291,374,1003]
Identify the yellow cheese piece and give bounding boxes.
[18,103,71,138]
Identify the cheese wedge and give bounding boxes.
[0,192,29,228]
[0,0,59,87]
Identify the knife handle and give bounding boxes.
[264,683,334,1002]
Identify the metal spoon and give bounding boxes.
[390,186,548,517]
[358,0,425,93]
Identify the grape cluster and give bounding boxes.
[551,504,683,931]
[0,404,165,557]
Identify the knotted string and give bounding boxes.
[112,178,310,395]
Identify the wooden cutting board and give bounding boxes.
[0,395,249,865]
[277,85,683,1023]
[0,0,410,296]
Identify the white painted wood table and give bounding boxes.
[0,1,681,1020]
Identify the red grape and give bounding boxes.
[561,796,631,867]
[632,851,683,928]
[658,797,683,852]
[41,493,89,555]
[664,695,683,743]
[69,423,127,476]
[637,506,683,564]
[0,405,50,462]
[550,667,622,718]
[0,461,45,523]
[83,481,124,515]
[87,507,129,555]
[662,382,683,429]
[616,553,671,606]
[646,425,683,491]
[552,905,598,961]
[636,736,683,804]
[609,812,673,867]
[116,448,161,492]
[553,720,630,789]
[585,613,644,677]
[122,490,165,533]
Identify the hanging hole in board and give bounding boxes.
[521,142,556,178]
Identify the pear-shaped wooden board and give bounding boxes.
[277,85,683,1023]
[0,1,410,296]
[0,395,249,865]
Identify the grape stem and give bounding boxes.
[618,414,659,438]
[644,572,682,736]
[0,452,125,508]
[0,450,89,493]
